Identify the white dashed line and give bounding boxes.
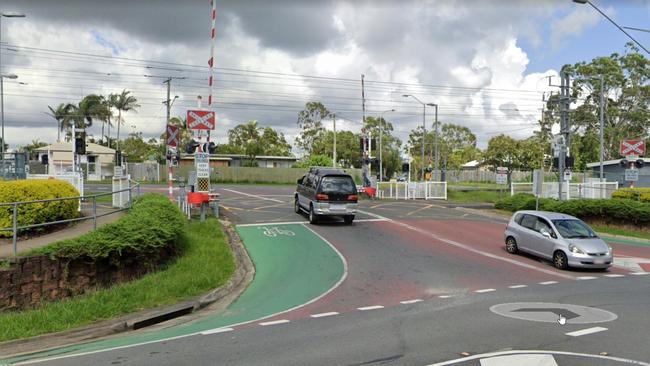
[357,305,384,311]
[630,272,649,275]
[200,327,234,335]
[508,284,528,288]
[475,288,496,293]
[259,319,290,326]
[310,312,339,318]
[566,326,608,337]
[400,299,423,304]
[577,276,597,280]
[439,295,454,299]
[539,281,558,285]
[604,274,625,278]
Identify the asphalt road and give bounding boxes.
[18,184,650,365]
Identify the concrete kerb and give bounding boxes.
[0,218,255,359]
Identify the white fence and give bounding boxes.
[511,181,619,200]
[376,181,447,200]
[27,172,84,195]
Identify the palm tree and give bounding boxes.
[106,93,118,148]
[62,95,107,143]
[113,90,140,151]
[46,103,68,142]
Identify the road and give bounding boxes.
[13,184,650,365]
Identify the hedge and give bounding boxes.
[0,180,79,237]
[30,193,186,263]
[495,193,650,226]
[612,188,650,203]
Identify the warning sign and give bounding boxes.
[187,110,216,130]
[620,140,645,156]
[196,152,210,178]
[166,124,179,147]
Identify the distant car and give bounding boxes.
[295,167,358,224]
[504,210,613,270]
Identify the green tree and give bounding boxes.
[112,90,140,151]
[46,103,69,142]
[260,127,292,156]
[312,130,362,168]
[364,116,402,179]
[19,139,48,160]
[483,134,521,184]
[293,154,333,168]
[296,102,331,154]
[121,132,154,162]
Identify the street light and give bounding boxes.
[378,109,395,182]
[403,94,436,181]
[573,0,649,55]
[0,12,26,177]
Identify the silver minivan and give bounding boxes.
[504,211,613,270]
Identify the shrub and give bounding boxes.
[30,193,186,264]
[0,180,79,237]
[495,194,650,226]
[612,188,650,202]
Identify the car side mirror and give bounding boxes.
[541,230,551,238]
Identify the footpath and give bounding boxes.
[0,207,125,257]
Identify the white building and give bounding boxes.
[35,142,116,180]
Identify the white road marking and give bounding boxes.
[310,312,339,318]
[480,354,558,366]
[508,284,527,288]
[400,299,423,304]
[630,272,649,275]
[237,218,387,227]
[357,305,384,311]
[259,319,290,326]
[577,276,597,280]
[200,327,234,335]
[222,188,285,203]
[438,295,453,299]
[604,274,625,278]
[539,281,558,285]
[357,209,576,280]
[430,350,650,366]
[566,326,608,337]
[475,288,496,293]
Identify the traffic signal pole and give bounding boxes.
[164,78,173,200]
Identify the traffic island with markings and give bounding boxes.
[1,223,346,364]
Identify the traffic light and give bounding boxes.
[207,142,216,154]
[636,159,645,169]
[40,154,48,165]
[565,156,574,168]
[74,131,86,155]
[185,140,199,154]
[115,150,122,166]
[175,149,181,162]
[620,159,628,168]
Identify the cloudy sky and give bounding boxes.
[1,0,649,154]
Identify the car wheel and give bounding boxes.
[309,205,319,224]
[344,215,354,225]
[294,197,301,214]
[505,236,518,254]
[553,250,568,270]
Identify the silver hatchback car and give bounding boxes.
[504,211,613,270]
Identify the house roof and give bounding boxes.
[586,158,650,168]
[35,142,116,154]
[461,160,481,168]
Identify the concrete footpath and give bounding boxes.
[0,208,125,258]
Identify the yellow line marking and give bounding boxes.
[406,204,433,216]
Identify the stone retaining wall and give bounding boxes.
[0,247,174,312]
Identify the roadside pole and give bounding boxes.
[165,78,173,200]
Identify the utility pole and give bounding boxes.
[558,68,571,201]
[433,104,439,181]
[361,74,370,185]
[379,109,395,182]
[599,74,605,182]
[332,113,337,168]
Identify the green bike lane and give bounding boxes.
[3,223,346,364]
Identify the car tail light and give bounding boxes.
[347,195,358,201]
[316,193,329,201]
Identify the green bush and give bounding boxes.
[30,194,186,263]
[612,188,650,202]
[495,194,650,226]
[0,180,79,237]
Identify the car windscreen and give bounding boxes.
[319,176,356,195]
[551,219,597,239]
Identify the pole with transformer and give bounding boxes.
[558,68,571,201]
[599,74,605,183]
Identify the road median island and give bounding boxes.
[0,194,243,360]
[2,222,346,364]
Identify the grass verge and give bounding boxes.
[592,225,650,241]
[447,189,505,203]
[0,218,234,342]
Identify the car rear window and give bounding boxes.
[319,176,356,194]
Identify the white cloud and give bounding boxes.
[549,5,606,51]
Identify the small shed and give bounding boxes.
[586,158,650,188]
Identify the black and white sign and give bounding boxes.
[625,169,639,182]
[195,152,210,178]
[496,167,507,185]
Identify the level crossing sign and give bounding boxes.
[166,124,179,147]
[620,140,645,156]
[187,110,216,130]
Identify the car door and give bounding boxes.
[298,174,311,208]
[297,175,307,208]
[532,217,556,259]
[517,214,538,252]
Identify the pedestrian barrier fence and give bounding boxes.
[376,181,447,200]
[0,179,140,257]
[510,181,619,199]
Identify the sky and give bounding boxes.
[1,0,649,154]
